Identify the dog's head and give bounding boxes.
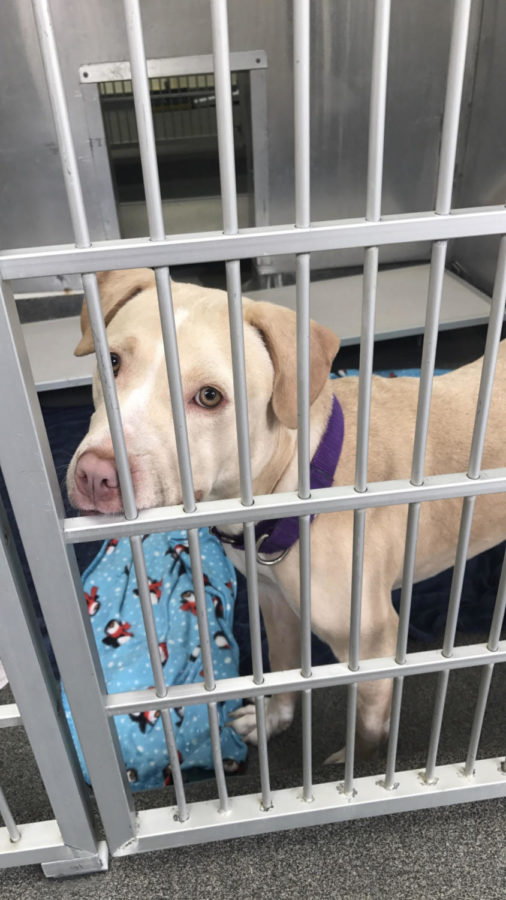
[66,269,339,513]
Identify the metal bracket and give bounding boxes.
[79,50,267,84]
[41,841,109,878]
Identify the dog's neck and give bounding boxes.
[216,385,341,550]
[253,384,336,497]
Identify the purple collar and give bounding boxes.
[214,395,344,561]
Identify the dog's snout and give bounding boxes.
[75,451,120,511]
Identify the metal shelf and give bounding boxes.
[23,264,492,391]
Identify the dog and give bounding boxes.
[67,268,506,762]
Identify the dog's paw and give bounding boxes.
[227,704,259,743]
[324,746,346,766]
[324,735,383,765]
[227,696,295,745]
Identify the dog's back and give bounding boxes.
[331,343,506,586]
[333,341,506,484]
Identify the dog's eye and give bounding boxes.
[110,353,121,376]
[195,386,223,409]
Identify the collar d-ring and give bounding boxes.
[255,533,290,566]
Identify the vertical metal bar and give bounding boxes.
[0,786,21,844]
[383,499,419,788]
[354,0,391,515]
[253,696,272,811]
[435,0,473,217]
[342,682,358,796]
[81,273,138,521]
[348,511,366,673]
[122,0,165,241]
[407,0,472,484]
[207,701,230,812]
[383,500,419,788]
[243,524,273,809]
[299,509,312,802]
[123,0,196,513]
[464,548,506,775]
[409,243,448,485]
[223,260,254,506]
[32,0,189,839]
[249,69,270,228]
[154,267,196,512]
[129,535,188,819]
[211,0,255,506]
[0,279,136,853]
[186,529,217,693]
[124,0,230,810]
[487,546,506,653]
[31,0,138,521]
[396,504,421,663]
[441,496,476,656]
[295,253,311,498]
[294,0,310,231]
[464,664,494,777]
[392,0,472,787]
[346,0,390,794]
[186,528,230,812]
[354,248,380,492]
[211,0,254,503]
[31,0,90,247]
[0,499,100,853]
[383,677,404,790]
[467,236,506,480]
[425,669,450,784]
[211,0,272,810]
[424,233,506,781]
[211,0,239,235]
[243,523,265,686]
[294,0,313,803]
[132,537,172,699]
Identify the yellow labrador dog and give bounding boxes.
[67,268,506,761]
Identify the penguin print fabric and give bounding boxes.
[62,529,247,791]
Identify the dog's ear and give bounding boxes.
[74,268,156,356]
[244,300,340,428]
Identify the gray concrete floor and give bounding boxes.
[1,633,505,899]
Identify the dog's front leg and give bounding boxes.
[228,578,300,744]
[325,587,399,765]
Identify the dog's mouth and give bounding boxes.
[68,450,199,515]
[71,490,187,517]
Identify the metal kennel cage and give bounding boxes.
[0,0,505,877]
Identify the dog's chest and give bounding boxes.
[223,543,283,589]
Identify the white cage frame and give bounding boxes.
[0,0,505,878]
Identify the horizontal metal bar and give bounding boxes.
[0,820,68,868]
[0,821,108,874]
[79,50,267,83]
[114,757,506,854]
[0,823,106,873]
[0,704,22,728]
[105,640,506,715]
[2,207,506,281]
[64,468,506,543]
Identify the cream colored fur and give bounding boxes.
[67,269,506,761]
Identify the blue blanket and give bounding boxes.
[62,529,247,791]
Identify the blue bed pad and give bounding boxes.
[62,529,247,791]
